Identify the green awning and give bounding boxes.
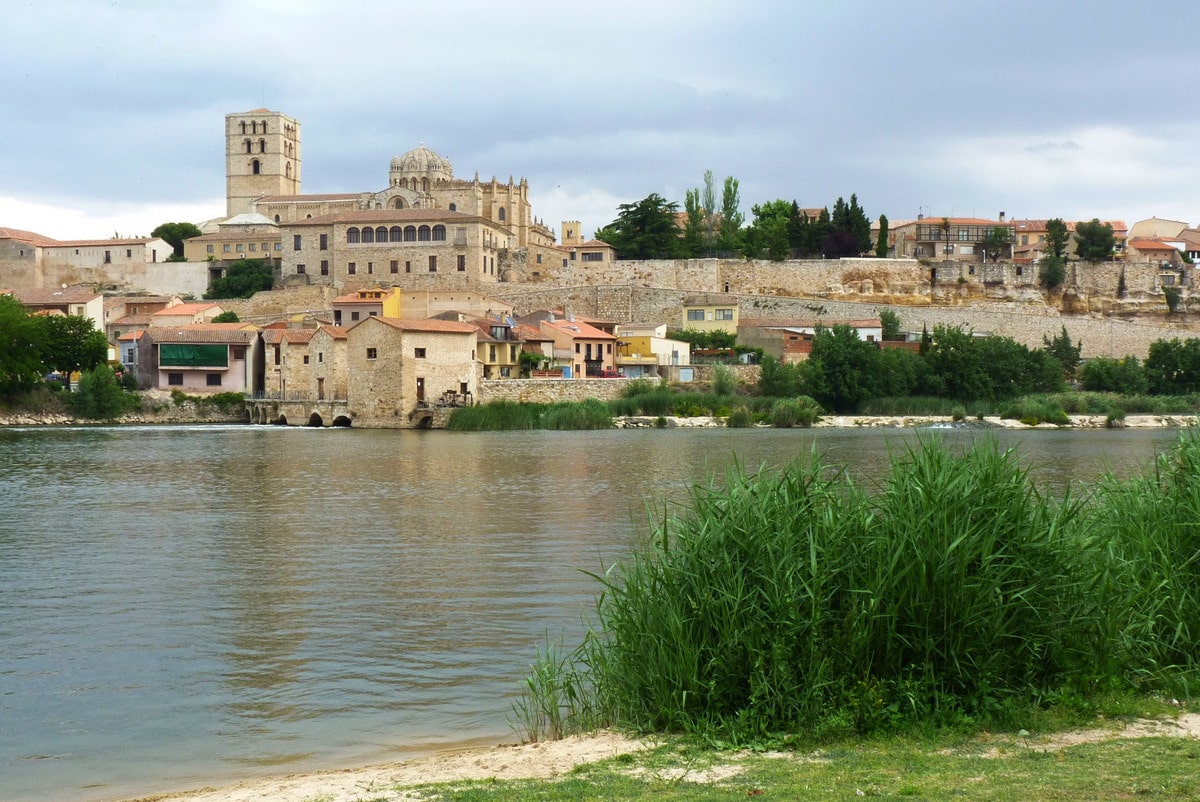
[160,343,229,368]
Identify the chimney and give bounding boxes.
[999,211,1006,222]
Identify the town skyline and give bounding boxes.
[4,1,1200,242]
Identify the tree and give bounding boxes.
[875,214,889,258]
[681,188,705,258]
[0,294,48,399]
[828,194,871,255]
[979,226,1012,262]
[1074,219,1116,262]
[745,199,794,261]
[715,176,745,255]
[1145,337,1200,394]
[1081,356,1148,394]
[806,324,881,412]
[1039,255,1067,290]
[595,194,681,259]
[790,207,829,257]
[1045,218,1069,260]
[39,314,109,391]
[1042,326,1082,379]
[878,308,902,340]
[205,258,275,299]
[701,170,719,253]
[151,221,202,260]
[212,311,241,323]
[918,325,989,402]
[69,365,138,419]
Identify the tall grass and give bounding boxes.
[515,435,1200,743]
[447,399,613,430]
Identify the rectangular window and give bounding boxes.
[366,348,377,360]
[206,373,222,386]
[262,243,270,251]
[367,262,373,274]
[126,249,132,258]
[236,243,244,252]
[223,244,231,252]
[274,242,282,251]
[248,243,257,251]
[207,244,214,253]
[489,345,496,361]
[168,372,183,385]
[582,252,603,262]
[319,234,328,251]
[536,253,542,264]
[293,235,302,250]
[348,262,356,275]
[405,261,411,273]
[428,255,437,272]
[687,309,705,321]
[232,347,246,360]
[302,354,310,364]
[320,259,329,276]
[715,309,734,320]
[104,250,112,263]
[457,254,466,271]
[390,260,398,274]
[415,347,426,358]
[575,343,580,353]
[957,228,969,241]
[297,263,306,274]
[318,353,323,363]
[351,311,360,321]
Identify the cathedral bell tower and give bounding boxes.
[225,109,301,217]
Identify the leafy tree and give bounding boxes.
[1074,218,1116,262]
[1144,337,1200,394]
[828,194,871,255]
[878,308,902,340]
[979,226,1012,262]
[790,207,829,257]
[151,221,202,260]
[681,188,705,258]
[0,294,48,399]
[875,214,889,258]
[875,346,920,398]
[820,229,862,259]
[69,365,139,419]
[1080,356,1148,394]
[1039,255,1067,290]
[806,324,881,412]
[40,315,109,391]
[1042,326,1082,378]
[701,170,719,252]
[757,355,801,397]
[977,336,1063,399]
[596,194,681,259]
[918,325,989,401]
[745,199,794,260]
[1045,218,1069,260]
[669,328,736,350]
[205,258,275,299]
[716,176,745,255]
[212,311,241,323]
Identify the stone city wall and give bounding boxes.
[479,378,630,405]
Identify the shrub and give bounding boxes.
[68,365,139,420]
[711,365,737,396]
[770,396,822,428]
[725,406,754,428]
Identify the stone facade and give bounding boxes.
[479,377,630,405]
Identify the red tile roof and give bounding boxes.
[151,302,219,317]
[541,318,616,340]
[0,227,60,247]
[366,317,479,334]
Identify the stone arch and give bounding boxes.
[307,412,324,427]
[414,414,434,429]
[275,414,289,426]
[332,415,352,428]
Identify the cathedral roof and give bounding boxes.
[390,144,453,176]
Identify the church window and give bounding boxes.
[498,207,506,222]
[375,226,388,242]
[244,139,252,154]
[362,227,374,244]
[449,203,456,211]
[240,121,247,134]
[389,226,403,242]
[418,225,431,242]
[274,215,280,222]
[251,159,261,175]
[432,225,446,241]
[260,119,267,133]
[285,162,292,178]
[259,139,266,153]
[347,227,360,243]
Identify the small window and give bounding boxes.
[320,259,329,276]
[274,243,282,251]
[405,261,411,273]
[582,252,603,262]
[449,203,456,211]
[297,264,306,274]
[366,348,377,360]
[223,244,231,252]
[236,244,244,252]
[575,343,580,353]
[318,353,323,363]
[207,244,214,254]
[351,311,360,321]
[248,243,257,252]
[428,255,437,272]
[414,347,426,358]
[390,260,398,274]
[206,373,222,387]
[715,309,734,320]
[367,262,373,274]
[126,249,132,258]
[319,234,328,250]
[348,262,356,275]
[498,207,506,222]
[293,235,302,250]
[303,355,310,364]
[168,372,183,385]
[687,309,705,321]
[457,254,466,272]
[233,347,246,359]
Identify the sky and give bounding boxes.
[3,0,1200,243]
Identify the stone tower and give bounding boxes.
[225,109,301,217]
[561,221,583,246]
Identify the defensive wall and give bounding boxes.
[479,378,631,404]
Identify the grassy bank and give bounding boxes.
[513,435,1200,748]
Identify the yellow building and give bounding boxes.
[681,294,739,334]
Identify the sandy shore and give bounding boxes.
[119,714,1200,802]
[120,732,645,802]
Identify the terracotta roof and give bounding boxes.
[152,302,219,316]
[45,237,156,248]
[112,314,153,326]
[150,326,258,344]
[1128,238,1179,252]
[185,231,280,242]
[315,325,349,340]
[117,330,148,341]
[285,208,507,230]
[279,329,317,343]
[0,227,59,247]
[363,317,479,334]
[513,323,550,342]
[541,318,616,340]
[5,287,101,305]
[333,288,393,304]
[257,193,360,202]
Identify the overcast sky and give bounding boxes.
[3,0,1199,243]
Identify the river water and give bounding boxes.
[0,424,1185,801]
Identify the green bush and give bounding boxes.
[770,396,822,428]
[68,365,139,420]
[711,365,738,396]
[725,407,754,428]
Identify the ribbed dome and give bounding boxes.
[390,144,453,177]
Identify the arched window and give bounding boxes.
[274,215,280,222]
[389,226,403,242]
[251,121,258,134]
[432,225,446,242]
[404,225,417,242]
[375,226,388,242]
[392,198,405,210]
[362,227,374,244]
[285,162,292,178]
[244,139,252,153]
[306,214,312,219]
[260,120,268,133]
[240,121,247,134]
[347,227,360,244]
[259,139,266,153]
[498,207,506,222]
[448,203,456,212]
[421,178,429,192]
[418,225,432,242]
[251,159,261,175]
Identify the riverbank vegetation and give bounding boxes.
[513,435,1200,749]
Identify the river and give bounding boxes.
[0,424,1185,801]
